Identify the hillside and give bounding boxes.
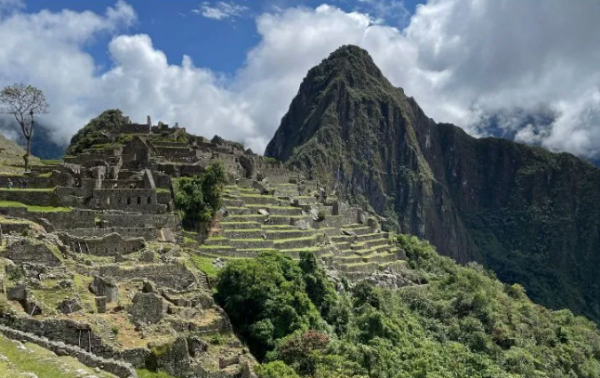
[217,238,600,378]
[265,45,600,323]
[0,133,41,173]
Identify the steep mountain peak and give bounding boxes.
[266,45,600,323]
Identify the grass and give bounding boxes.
[156,188,171,194]
[0,187,56,192]
[0,335,115,378]
[0,201,71,212]
[273,235,317,245]
[137,369,178,378]
[39,159,63,165]
[189,254,220,278]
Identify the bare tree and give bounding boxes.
[0,83,49,172]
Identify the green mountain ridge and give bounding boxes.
[265,45,600,322]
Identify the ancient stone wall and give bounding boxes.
[6,238,62,266]
[91,188,157,212]
[121,123,150,134]
[58,232,145,256]
[0,175,54,188]
[0,189,59,207]
[0,324,137,378]
[99,263,196,290]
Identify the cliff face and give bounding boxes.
[266,45,600,321]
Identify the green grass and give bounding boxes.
[137,369,178,378]
[273,235,317,245]
[0,187,55,192]
[189,254,220,278]
[156,188,171,194]
[39,159,63,165]
[0,201,71,212]
[0,335,114,378]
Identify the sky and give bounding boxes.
[1,0,600,161]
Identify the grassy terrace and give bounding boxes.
[0,200,71,212]
[0,187,56,192]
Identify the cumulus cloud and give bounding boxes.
[1,0,600,159]
[192,1,248,20]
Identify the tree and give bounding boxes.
[0,83,49,171]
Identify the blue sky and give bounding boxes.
[1,0,600,160]
[23,0,424,77]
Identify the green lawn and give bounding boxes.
[189,254,220,278]
[0,200,71,212]
[0,187,56,192]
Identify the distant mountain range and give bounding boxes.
[266,45,600,323]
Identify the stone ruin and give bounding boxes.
[0,115,408,377]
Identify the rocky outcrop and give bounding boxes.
[266,45,600,322]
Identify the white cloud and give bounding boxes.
[192,1,248,20]
[0,0,23,14]
[1,0,600,159]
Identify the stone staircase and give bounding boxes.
[196,182,406,279]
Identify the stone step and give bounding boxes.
[351,244,392,255]
[290,196,318,206]
[197,245,237,255]
[273,235,318,249]
[223,229,265,239]
[220,221,262,230]
[333,255,364,264]
[263,215,307,226]
[351,238,391,250]
[204,237,231,246]
[237,194,279,206]
[244,204,304,216]
[229,239,274,249]
[265,229,315,239]
[337,261,379,273]
[225,214,267,222]
[223,198,245,207]
[226,206,253,215]
[362,252,397,263]
[342,225,372,235]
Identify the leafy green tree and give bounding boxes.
[256,361,300,378]
[0,83,49,171]
[174,162,226,230]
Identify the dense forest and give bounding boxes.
[216,236,600,378]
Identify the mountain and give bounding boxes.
[266,45,600,322]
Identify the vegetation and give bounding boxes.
[0,200,71,212]
[216,236,600,378]
[66,109,129,155]
[174,162,226,231]
[0,83,49,171]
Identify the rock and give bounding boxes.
[142,280,158,294]
[139,250,156,263]
[342,229,357,237]
[240,362,258,378]
[309,208,319,221]
[57,297,83,314]
[357,209,367,224]
[95,297,107,313]
[7,283,27,301]
[219,355,240,369]
[187,336,209,356]
[129,292,168,325]
[294,219,311,230]
[89,276,118,303]
[257,208,270,216]
[57,279,73,288]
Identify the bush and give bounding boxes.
[174,162,226,231]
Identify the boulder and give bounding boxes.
[129,292,168,325]
[142,280,158,294]
[139,250,157,263]
[7,283,27,301]
[57,297,82,314]
[89,275,118,303]
[294,219,311,231]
